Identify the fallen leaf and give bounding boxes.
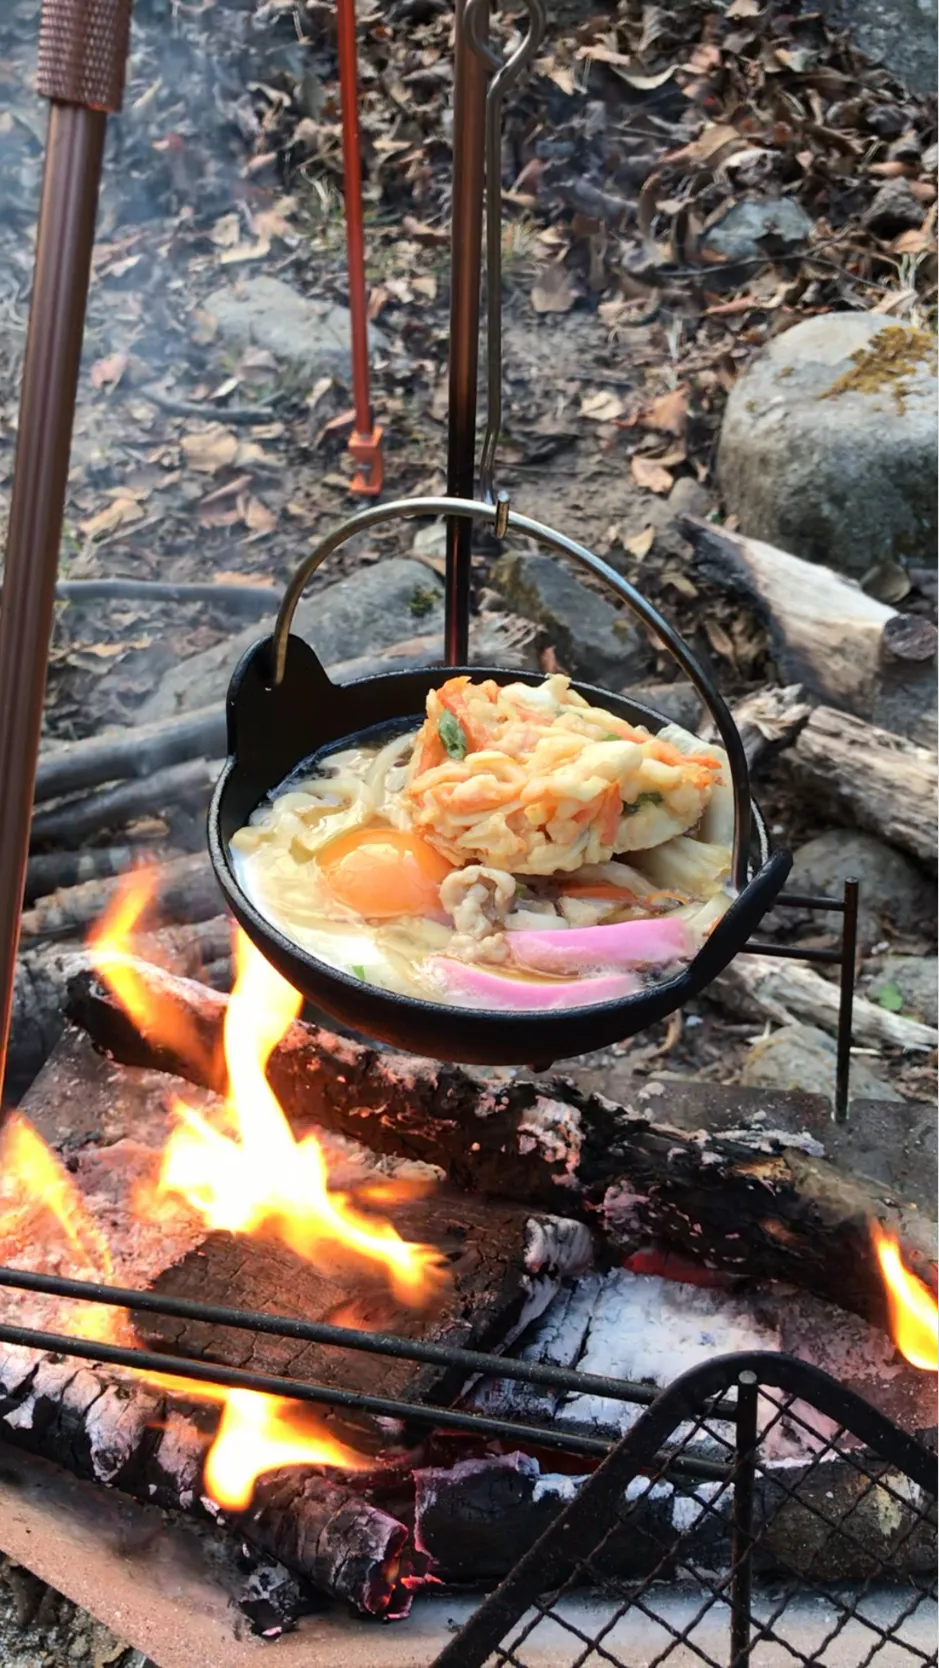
[615,64,676,90]
[704,619,737,662]
[631,455,674,494]
[540,644,561,675]
[876,982,904,1013]
[661,569,699,598]
[90,351,129,391]
[209,213,241,247]
[219,235,271,265]
[413,274,438,301]
[241,494,277,535]
[669,124,748,168]
[641,387,689,436]
[402,215,451,245]
[182,426,240,472]
[73,638,151,659]
[307,377,334,411]
[531,262,579,314]
[726,0,760,14]
[580,389,626,422]
[213,569,274,587]
[79,497,146,538]
[624,525,655,559]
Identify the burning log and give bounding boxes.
[786,707,938,867]
[30,759,220,849]
[0,1344,425,1615]
[66,962,938,1333]
[133,1199,593,1450]
[19,851,223,945]
[681,515,938,743]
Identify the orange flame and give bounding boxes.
[0,1114,125,1345]
[203,1391,369,1511]
[155,930,444,1307]
[88,870,216,1080]
[872,1223,938,1373]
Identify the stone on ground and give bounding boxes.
[202,275,387,381]
[863,954,939,1028]
[718,315,937,576]
[815,0,937,95]
[740,1020,904,1102]
[138,558,443,722]
[491,550,651,687]
[701,197,813,266]
[778,829,936,949]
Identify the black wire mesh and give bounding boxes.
[431,1355,937,1668]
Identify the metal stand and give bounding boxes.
[336,0,383,495]
[0,0,133,1110]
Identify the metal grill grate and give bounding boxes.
[431,1355,937,1668]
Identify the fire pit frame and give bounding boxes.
[0,1266,933,1667]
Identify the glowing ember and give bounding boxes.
[157,930,444,1307]
[203,1390,368,1511]
[872,1223,938,1373]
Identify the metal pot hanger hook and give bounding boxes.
[462,0,547,527]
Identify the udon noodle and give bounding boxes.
[230,674,736,1011]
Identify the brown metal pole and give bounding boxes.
[444,0,488,665]
[0,0,132,1109]
[336,0,384,496]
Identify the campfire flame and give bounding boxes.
[156,930,444,1307]
[872,1223,938,1373]
[8,866,442,1510]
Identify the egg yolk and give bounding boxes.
[316,827,453,918]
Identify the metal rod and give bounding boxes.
[0,1316,729,1480]
[0,102,110,1111]
[775,892,847,913]
[834,877,860,1123]
[0,1264,731,1419]
[729,1369,759,1668]
[444,0,489,664]
[336,0,383,495]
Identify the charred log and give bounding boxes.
[35,708,227,806]
[30,760,219,849]
[134,1199,593,1449]
[0,1344,424,1615]
[413,1451,936,1583]
[20,851,224,945]
[67,963,938,1333]
[24,845,180,906]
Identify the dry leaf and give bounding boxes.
[79,497,145,538]
[90,351,129,391]
[182,426,240,472]
[661,569,699,598]
[671,124,747,168]
[209,213,241,247]
[241,495,277,535]
[616,65,676,90]
[631,455,674,494]
[704,619,737,662]
[219,235,272,266]
[641,387,689,437]
[726,0,760,14]
[531,262,579,314]
[413,274,438,301]
[580,389,626,422]
[624,525,655,559]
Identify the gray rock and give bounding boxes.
[623,682,703,732]
[863,954,939,1027]
[718,314,937,575]
[138,558,444,722]
[778,829,937,950]
[741,1021,904,1103]
[666,477,713,521]
[202,276,387,381]
[816,0,937,94]
[862,178,925,235]
[701,197,813,265]
[491,551,651,688]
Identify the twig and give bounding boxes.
[56,579,279,615]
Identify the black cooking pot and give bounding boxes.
[208,497,791,1064]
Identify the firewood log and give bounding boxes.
[713,955,937,1051]
[66,963,938,1333]
[24,845,180,906]
[30,760,220,849]
[682,516,938,741]
[0,1344,426,1615]
[786,707,938,866]
[34,706,227,806]
[413,1450,936,1582]
[20,851,223,945]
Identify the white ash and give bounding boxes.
[523,1215,594,1281]
[517,1097,583,1181]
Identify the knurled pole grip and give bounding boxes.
[0,0,133,1116]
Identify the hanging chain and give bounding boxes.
[462,0,546,527]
